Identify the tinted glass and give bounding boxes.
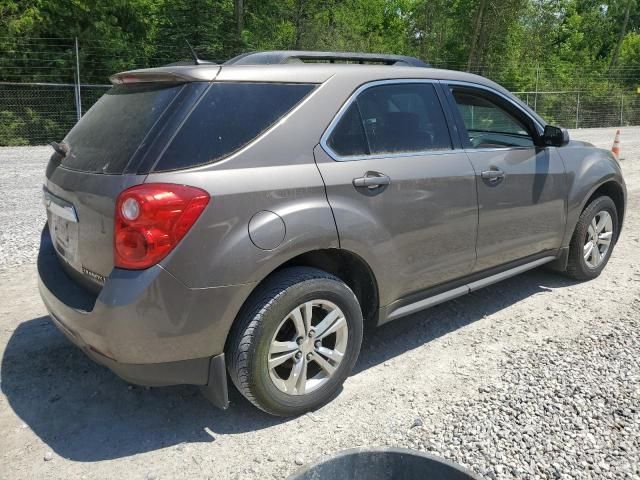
[62,83,182,174]
[358,83,451,155]
[156,82,315,171]
[326,102,369,156]
[452,89,534,148]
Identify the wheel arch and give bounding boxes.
[224,248,380,354]
[580,180,625,241]
[277,248,380,329]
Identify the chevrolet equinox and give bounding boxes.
[38,51,626,416]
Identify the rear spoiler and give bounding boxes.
[110,65,221,85]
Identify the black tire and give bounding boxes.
[565,195,618,281]
[226,267,364,416]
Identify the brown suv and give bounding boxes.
[39,51,625,416]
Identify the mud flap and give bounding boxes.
[200,353,230,409]
[547,246,570,272]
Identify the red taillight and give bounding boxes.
[114,183,210,269]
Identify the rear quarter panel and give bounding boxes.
[151,162,339,289]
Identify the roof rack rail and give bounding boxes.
[162,60,218,67]
[224,50,429,67]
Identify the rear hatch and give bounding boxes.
[44,80,207,291]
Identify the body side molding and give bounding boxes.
[385,256,556,322]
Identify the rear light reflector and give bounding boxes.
[114,183,210,269]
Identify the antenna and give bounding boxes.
[185,39,203,65]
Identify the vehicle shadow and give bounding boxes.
[1,317,285,462]
[354,268,577,373]
[1,269,576,462]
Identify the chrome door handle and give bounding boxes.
[481,169,505,182]
[353,172,391,189]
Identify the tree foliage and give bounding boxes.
[0,0,639,145]
[1,0,638,88]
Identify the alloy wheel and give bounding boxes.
[268,300,349,395]
[583,210,613,269]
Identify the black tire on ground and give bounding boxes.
[565,195,618,281]
[226,267,364,416]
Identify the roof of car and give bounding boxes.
[110,49,492,86]
[111,62,501,90]
[109,51,545,126]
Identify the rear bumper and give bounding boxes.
[48,309,228,408]
[47,308,211,385]
[37,227,254,407]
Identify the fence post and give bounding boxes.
[74,37,82,121]
[534,65,540,111]
[575,92,580,129]
[620,94,624,127]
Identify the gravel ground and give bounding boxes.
[0,127,638,480]
[412,312,640,479]
[0,146,48,272]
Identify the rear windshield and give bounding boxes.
[61,83,183,174]
[154,82,315,171]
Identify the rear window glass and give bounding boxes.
[154,82,315,171]
[62,84,182,174]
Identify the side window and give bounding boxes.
[155,82,315,171]
[451,88,535,149]
[327,83,452,158]
[326,102,369,157]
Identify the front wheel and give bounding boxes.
[227,267,363,416]
[565,195,618,280]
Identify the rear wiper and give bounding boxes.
[50,141,70,157]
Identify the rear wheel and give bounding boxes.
[227,267,363,416]
[565,196,618,280]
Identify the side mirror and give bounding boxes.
[542,125,570,147]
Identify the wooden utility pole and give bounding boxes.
[234,0,244,36]
[467,0,488,73]
[294,0,308,49]
[610,0,634,71]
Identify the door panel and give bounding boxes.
[315,146,478,306]
[466,147,566,271]
[445,84,567,272]
[317,80,480,306]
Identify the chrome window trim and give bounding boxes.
[464,145,538,153]
[320,79,455,162]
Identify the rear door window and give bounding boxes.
[326,82,452,158]
[62,83,183,174]
[154,82,315,171]
[326,102,370,156]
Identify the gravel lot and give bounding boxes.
[0,128,638,479]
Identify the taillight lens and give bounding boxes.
[114,183,210,269]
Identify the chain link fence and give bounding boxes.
[4,84,638,146]
[1,38,639,146]
[0,82,109,145]
[516,91,640,129]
